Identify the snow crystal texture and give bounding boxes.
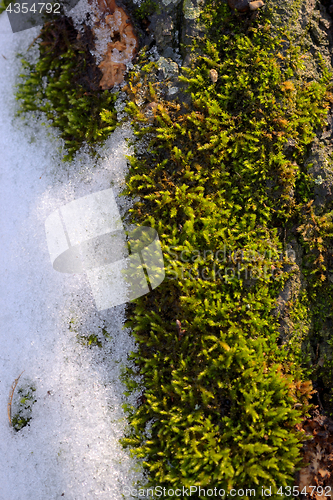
[0,12,144,500]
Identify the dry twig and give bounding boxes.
[7,371,24,426]
[176,320,186,341]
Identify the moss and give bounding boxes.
[132,0,157,20]
[13,0,333,492]
[77,333,103,348]
[119,0,333,495]
[76,328,112,348]
[11,383,37,432]
[15,15,118,161]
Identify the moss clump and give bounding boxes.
[77,333,103,348]
[12,0,333,492]
[120,0,332,496]
[132,0,157,20]
[16,15,118,160]
[76,328,112,348]
[11,383,37,431]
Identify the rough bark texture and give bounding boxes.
[269,0,333,365]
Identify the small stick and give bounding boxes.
[176,320,186,341]
[8,371,24,426]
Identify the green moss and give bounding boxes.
[11,383,37,432]
[76,328,113,348]
[77,333,103,348]
[13,0,333,492]
[119,0,332,495]
[15,16,118,161]
[304,281,333,412]
[132,0,157,20]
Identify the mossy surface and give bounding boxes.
[15,15,118,160]
[119,0,333,496]
[0,0,11,14]
[10,0,333,493]
[131,0,158,20]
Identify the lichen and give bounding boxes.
[183,0,203,19]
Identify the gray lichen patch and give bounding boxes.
[161,0,182,6]
[157,56,179,77]
[183,0,204,19]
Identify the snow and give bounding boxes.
[65,0,99,31]
[0,11,144,500]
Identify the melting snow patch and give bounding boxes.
[0,11,144,500]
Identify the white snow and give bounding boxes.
[65,0,99,31]
[0,11,144,500]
